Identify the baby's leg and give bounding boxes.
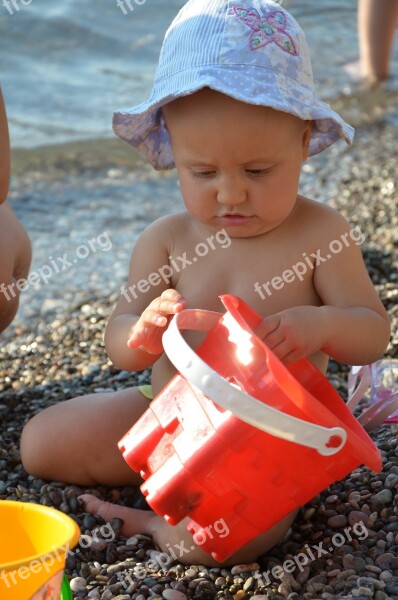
[22,387,297,565]
[79,494,297,567]
[20,387,150,486]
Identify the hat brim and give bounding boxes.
[113,64,354,170]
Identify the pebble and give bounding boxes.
[373,489,393,506]
[162,590,187,600]
[231,563,260,575]
[303,507,316,520]
[365,565,382,574]
[348,511,369,526]
[354,587,373,597]
[327,514,347,528]
[375,553,395,569]
[385,582,398,596]
[243,577,255,591]
[357,577,375,591]
[325,495,339,504]
[296,566,310,585]
[384,474,398,489]
[70,576,87,592]
[184,568,198,578]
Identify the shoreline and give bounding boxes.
[11,138,149,178]
[9,80,398,175]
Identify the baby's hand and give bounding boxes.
[255,306,327,364]
[127,289,187,355]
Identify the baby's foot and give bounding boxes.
[78,493,161,537]
[79,494,217,566]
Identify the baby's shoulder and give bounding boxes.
[295,195,354,239]
[139,211,191,240]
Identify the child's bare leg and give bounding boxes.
[358,0,398,84]
[20,387,150,486]
[79,494,297,567]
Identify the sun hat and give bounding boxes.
[113,0,355,170]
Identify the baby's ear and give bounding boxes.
[301,120,312,161]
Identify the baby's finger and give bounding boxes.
[127,313,167,347]
[267,339,293,361]
[157,290,187,313]
[160,289,186,304]
[154,298,186,316]
[127,337,161,355]
[140,310,168,328]
[127,332,143,349]
[255,314,280,340]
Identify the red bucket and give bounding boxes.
[119,295,381,561]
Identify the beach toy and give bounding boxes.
[119,295,382,561]
[348,359,398,430]
[0,501,80,600]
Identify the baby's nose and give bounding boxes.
[217,179,246,205]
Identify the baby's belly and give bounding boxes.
[151,350,329,396]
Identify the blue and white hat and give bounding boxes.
[113,0,354,170]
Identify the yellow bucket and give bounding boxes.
[0,500,80,600]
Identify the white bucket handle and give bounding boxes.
[162,309,347,457]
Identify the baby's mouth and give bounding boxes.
[218,214,254,224]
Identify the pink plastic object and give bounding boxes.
[119,295,382,561]
[348,359,398,429]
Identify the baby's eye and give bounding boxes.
[246,168,268,176]
[192,170,216,178]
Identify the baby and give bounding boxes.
[21,0,390,566]
[0,87,31,333]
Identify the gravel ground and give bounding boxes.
[1,118,397,600]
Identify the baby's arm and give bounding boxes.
[313,215,390,363]
[104,217,186,371]
[0,88,10,204]
[258,208,390,365]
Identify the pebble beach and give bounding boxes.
[1,0,398,598]
[1,89,398,600]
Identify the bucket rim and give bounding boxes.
[0,500,80,572]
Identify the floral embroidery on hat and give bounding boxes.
[232,7,298,55]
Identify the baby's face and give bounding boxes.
[163,89,310,238]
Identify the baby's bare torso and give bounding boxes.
[151,196,329,393]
